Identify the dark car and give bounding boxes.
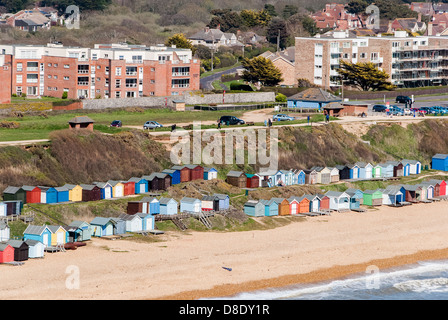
[219,116,245,125]
[372,104,387,112]
[110,120,122,127]
[395,95,412,104]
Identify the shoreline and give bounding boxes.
[160,248,448,300]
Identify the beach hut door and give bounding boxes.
[194,202,200,213]
[43,234,49,246]
[105,187,112,199]
[291,202,297,214]
[57,232,64,244]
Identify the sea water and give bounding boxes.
[211,260,448,300]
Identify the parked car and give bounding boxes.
[143,121,163,129]
[431,106,448,114]
[273,114,295,121]
[389,106,404,116]
[219,116,245,125]
[110,120,122,127]
[402,108,412,115]
[395,95,412,104]
[411,107,426,114]
[372,104,387,112]
[419,107,437,114]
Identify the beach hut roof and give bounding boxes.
[107,180,123,187]
[24,225,50,236]
[227,170,244,177]
[0,243,12,251]
[68,220,89,228]
[47,225,67,233]
[213,193,229,200]
[3,186,21,194]
[55,186,69,192]
[171,165,186,170]
[310,166,325,172]
[402,184,420,191]
[271,197,286,204]
[325,191,348,198]
[244,201,260,207]
[203,167,217,172]
[79,184,98,190]
[7,239,28,249]
[21,185,39,191]
[181,197,200,203]
[90,217,116,226]
[140,196,159,203]
[433,154,448,159]
[63,184,79,190]
[24,239,41,246]
[159,197,177,205]
[118,213,141,221]
[202,195,216,201]
[401,159,420,165]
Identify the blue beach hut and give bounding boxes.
[213,194,230,210]
[349,164,360,180]
[23,225,52,247]
[90,217,116,237]
[137,213,155,231]
[128,177,148,194]
[55,186,70,203]
[180,197,202,213]
[141,196,160,215]
[40,186,58,204]
[203,167,218,180]
[162,169,181,185]
[293,170,306,185]
[159,197,178,215]
[95,182,113,199]
[403,162,410,176]
[244,201,264,217]
[432,154,448,171]
[379,163,394,178]
[259,199,279,216]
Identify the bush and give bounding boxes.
[62,91,68,99]
[229,82,253,91]
[275,93,287,102]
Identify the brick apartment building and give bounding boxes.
[0,55,12,104]
[0,42,200,101]
[295,30,448,89]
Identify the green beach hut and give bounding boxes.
[363,189,383,206]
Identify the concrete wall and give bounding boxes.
[82,92,275,110]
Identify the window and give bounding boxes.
[116,79,121,88]
[392,42,399,47]
[27,86,38,95]
[64,76,70,80]
[150,91,155,96]
[132,55,143,63]
[27,61,39,71]
[92,53,98,60]
[27,74,38,83]
[343,42,350,48]
[16,75,22,83]
[63,88,69,92]
[16,87,22,95]
[371,52,379,61]
[48,63,52,67]
[54,75,58,79]
[16,63,22,72]
[116,67,122,76]
[126,66,137,75]
[105,66,109,74]
[360,53,366,59]
[126,91,136,98]
[151,68,155,72]
[125,79,137,88]
[64,64,70,68]
[115,91,121,98]
[54,64,58,67]
[150,79,155,84]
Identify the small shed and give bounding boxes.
[356,162,373,179]
[95,182,113,200]
[287,197,300,215]
[2,186,27,204]
[402,162,411,176]
[423,183,435,199]
[402,185,421,202]
[203,167,218,180]
[55,186,70,203]
[0,243,15,264]
[304,194,321,213]
[22,185,42,204]
[304,169,318,184]
[349,164,360,180]
[386,161,404,177]
[159,197,178,215]
[127,177,148,194]
[372,164,382,178]
[171,165,191,182]
[127,201,144,215]
[185,164,204,181]
[7,240,29,262]
[329,167,340,183]
[107,180,124,198]
[23,225,52,247]
[428,179,446,196]
[402,159,421,175]
[110,218,126,235]
[246,174,260,188]
[172,100,185,111]
[137,213,155,231]
[80,184,102,202]
[226,171,247,188]
[2,200,23,216]
[202,195,218,211]
[294,170,306,185]
[271,198,290,216]
[141,196,160,215]
[90,217,116,237]
[312,166,331,184]
[259,199,278,216]
[68,116,95,131]
[336,165,351,180]
[380,187,403,206]
[256,170,277,187]
[416,184,428,201]
[296,196,311,213]
[25,240,45,259]
[67,221,91,242]
[363,189,383,206]
[325,191,350,211]
[122,180,135,196]
[0,221,10,242]
[64,184,83,202]
[379,163,394,178]
[214,194,230,210]
[432,154,448,171]
[39,186,57,204]
[145,173,172,191]
[118,213,143,233]
[345,188,364,208]
[47,225,68,246]
[180,197,202,213]
[244,201,264,217]
[162,169,181,185]
[317,194,330,211]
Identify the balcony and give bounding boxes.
[78,70,89,74]
[27,67,39,72]
[172,72,190,77]
[26,79,38,83]
[172,84,190,88]
[77,81,89,86]
[125,84,137,88]
[125,72,137,76]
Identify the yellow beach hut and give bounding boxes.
[64,184,83,202]
[108,180,125,198]
[47,225,68,246]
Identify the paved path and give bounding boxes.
[200,65,242,90]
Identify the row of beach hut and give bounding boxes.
[1,164,219,205]
[228,159,423,188]
[244,178,447,217]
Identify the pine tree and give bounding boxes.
[241,56,283,87]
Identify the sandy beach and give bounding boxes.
[1,200,448,300]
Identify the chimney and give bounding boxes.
[428,22,433,36]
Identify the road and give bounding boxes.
[200,65,242,90]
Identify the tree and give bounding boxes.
[240,9,271,27]
[266,17,289,50]
[208,9,243,33]
[301,15,319,36]
[264,4,277,17]
[241,56,283,86]
[165,33,196,54]
[282,4,298,19]
[336,60,395,91]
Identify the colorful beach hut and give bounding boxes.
[304,194,321,213]
[317,194,330,212]
[7,240,29,262]
[122,180,135,196]
[23,225,52,247]
[171,165,191,183]
[372,164,382,178]
[246,174,260,188]
[22,186,41,204]
[293,170,306,185]
[259,199,278,216]
[226,171,247,188]
[356,162,373,179]
[138,213,155,231]
[432,154,448,171]
[244,201,264,217]
[385,161,404,177]
[95,182,113,200]
[381,185,404,206]
[304,169,318,184]
[55,186,69,203]
[203,167,218,180]
[25,240,45,259]
[287,197,300,215]
[39,186,57,204]
[118,213,142,232]
[271,198,290,216]
[80,184,102,202]
[201,195,217,211]
[256,170,277,187]
[214,194,230,210]
[185,164,204,181]
[145,173,172,191]
[345,188,364,208]
[90,217,116,237]
[329,167,340,183]
[64,184,83,202]
[379,163,394,178]
[107,180,124,198]
[2,186,27,204]
[180,197,202,213]
[296,196,311,214]
[127,177,148,194]
[67,221,91,242]
[325,191,350,211]
[47,225,68,246]
[0,243,15,264]
[336,165,351,180]
[429,179,446,197]
[363,189,383,206]
[159,197,178,215]
[402,159,421,175]
[162,169,181,185]
[141,196,160,215]
[0,221,10,242]
[349,164,360,180]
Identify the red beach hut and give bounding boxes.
[21,186,41,204]
[0,243,14,264]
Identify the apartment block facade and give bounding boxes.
[0,42,200,101]
[295,30,448,89]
